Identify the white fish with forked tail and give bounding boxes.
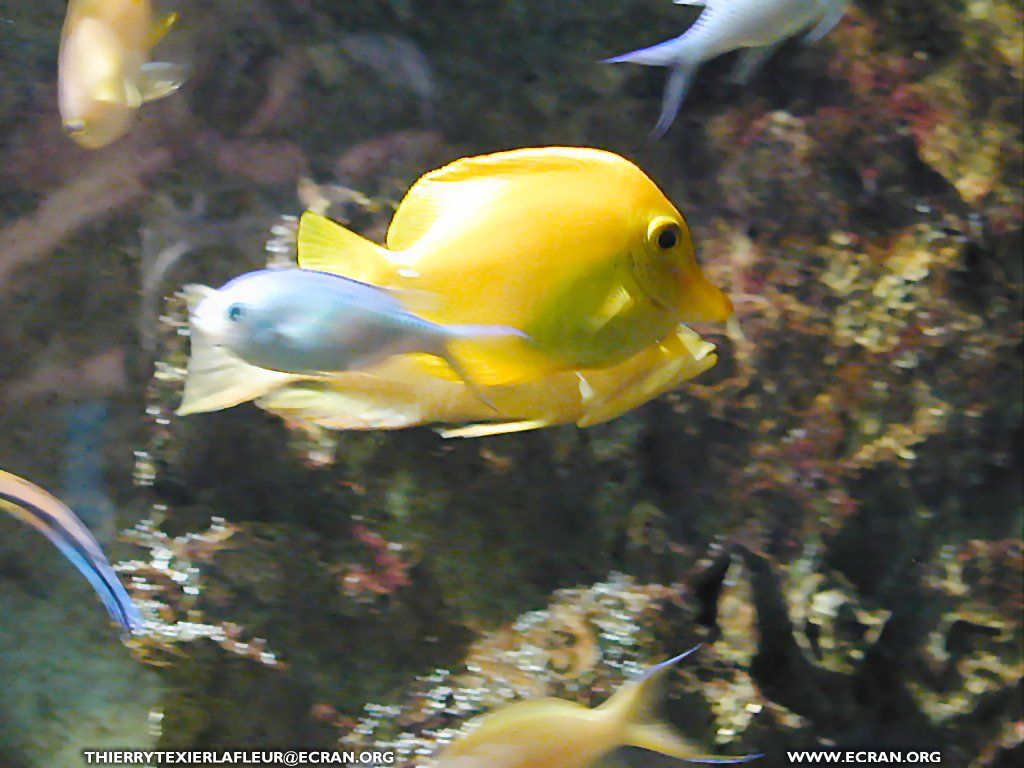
[177,268,530,416]
[606,0,849,137]
[0,469,144,635]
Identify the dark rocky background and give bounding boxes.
[0,1,1020,765]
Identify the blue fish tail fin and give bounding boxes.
[605,36,691,67]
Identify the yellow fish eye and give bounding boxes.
[647,217,683,253]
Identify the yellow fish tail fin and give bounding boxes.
[625,724,762,764]
[437,324,550,388]
[600,646,761,763]
[297,212,395,284]
[177,285,301,416]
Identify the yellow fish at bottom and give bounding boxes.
[433,646,760,767]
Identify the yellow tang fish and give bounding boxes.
[251,324,718,438]
[296,147,733,387]
[59,0,186,149]
[433,646,761,767]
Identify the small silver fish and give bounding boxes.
[0,469,144,635]
[177,268,528,416]
[607,0,849,137]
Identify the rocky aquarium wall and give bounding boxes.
[0,1,1020,767]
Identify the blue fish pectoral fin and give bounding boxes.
[137,61,188,103]
[728,43,782,86]
[803,1,849,45]
[0,471,144,635]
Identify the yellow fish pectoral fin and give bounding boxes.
[137,62,187,103]
[436,419,550,439]
[577,327,718,427]
[297,212,395,284]
[146,11,179,49]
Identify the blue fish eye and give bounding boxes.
[227,303,245,322]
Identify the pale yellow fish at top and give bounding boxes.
[296,147,733,388]
[59,0,187,148]
[433,646,761,767]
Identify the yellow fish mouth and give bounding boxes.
[63,118,87,135]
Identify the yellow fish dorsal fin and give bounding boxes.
[296,212,395,284]
[385,146,616,251]
[146,12,179,49]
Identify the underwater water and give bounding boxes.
[0,1,1021,766]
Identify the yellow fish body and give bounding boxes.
[297,147,732,386]
[58,0,185,148]
[433,647,759,767]
[250,324,718,438]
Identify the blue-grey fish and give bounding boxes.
[606,0,849,137]
[0,469,144,634]
[177,268,529,416]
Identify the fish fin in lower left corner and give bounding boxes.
[0,470,145,635]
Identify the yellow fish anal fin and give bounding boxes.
[437,419,550,439]
[385,146,608,251]
[297,212,395,284]
[146,12,179,49]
